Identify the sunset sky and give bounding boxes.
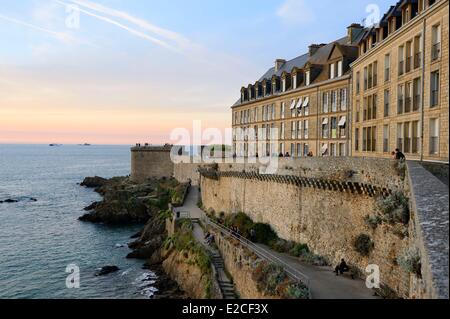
[0,0,392,145]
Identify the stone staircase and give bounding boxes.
[210,251,237,299]
[191,219,237,299]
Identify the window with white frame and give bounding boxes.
[337,61,343,77]
[305,71,311,86]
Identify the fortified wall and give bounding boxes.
[130,145,174,183]
[130,146,449,299]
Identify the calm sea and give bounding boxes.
[0,144,157,299]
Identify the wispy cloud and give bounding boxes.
[69,0,192,49]
[276,0,315,26]
[0,13,75,44]
[53,0,198,53]
[54,0,176,51]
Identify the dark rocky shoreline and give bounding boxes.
[79,176,187,299]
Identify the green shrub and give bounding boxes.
[398,247,421,277]
[252,223,278,246]
[290,243,310,257]
[377,191,410,225]
[284,283,310,299]
[354,234,374,256]
[364,215,383,230]
[270,239,295,253]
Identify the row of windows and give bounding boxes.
[359,0,440,56]
[321,116,347,139]
[356,23,440,94]
[354,118,440,155]
[355,69,440,122]
[233,142,311,158]
[234,88,349,125]
[232,121,310,141]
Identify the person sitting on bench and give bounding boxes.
[335,259,350,276]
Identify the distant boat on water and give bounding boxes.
[79,143,91,146]
[49,144,62,147]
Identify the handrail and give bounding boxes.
[202,214,311,296]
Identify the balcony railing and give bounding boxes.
[413,94,421,111]
[432,43,441,61]
[398,61,404,76]
[414,53,421,69]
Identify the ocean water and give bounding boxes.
[0,144,156,299]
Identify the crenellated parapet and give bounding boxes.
[199,169,392,198]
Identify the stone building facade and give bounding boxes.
[231,0,449,164]
[231,28,363,158]
[352,0,449,162]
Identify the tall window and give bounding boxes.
[364,67,368,90]
[412,121,420,154]
[297,121,302,139]
[384,89,390,117]
[397,123,403,152]
[305,71,311,86]
[356,72,360,94]
[303,120,309,139]
[280,122,285,140]
[398,45,405,76]
[405,41,412,73]
[430,71,440,107]
[429,118,439,155]
[281,102,285,119]
[432,24,441,61]
[356,100,360,123]
[405,82,412,113]
[337,61,343,77]
[373,61,378,86]
[323,92,329,113]
[331,91,337,112]
[383,125,389,153]
[292,74,297,89]
[282,78,286,92]
[355,128,360,151]
[330,63,335,79]
[340,89,347,111]
[322,118,329,138]
[384,54,390,82]
[398,84,404,114]
[413,78,421,111]
[414,35,422,68]
[291,121,296,139]
[331,117,337,139]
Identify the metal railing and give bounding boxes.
[202,214,312,297]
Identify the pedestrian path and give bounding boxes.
[179,186,379,299]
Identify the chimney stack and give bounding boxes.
[275,59,286,72]
[347,23,364,44]
[308,44,326,56]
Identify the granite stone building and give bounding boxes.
[232,0,449,163]
[352,0,448,162]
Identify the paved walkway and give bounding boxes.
[179,186,379,299]
[255,244,378,299]
[173,186,204,219]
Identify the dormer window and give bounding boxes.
[305,71,311,86]
[330,64,335,79]
[292,74,297,89]
[282,78,286,92]
[338,60,343,77]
